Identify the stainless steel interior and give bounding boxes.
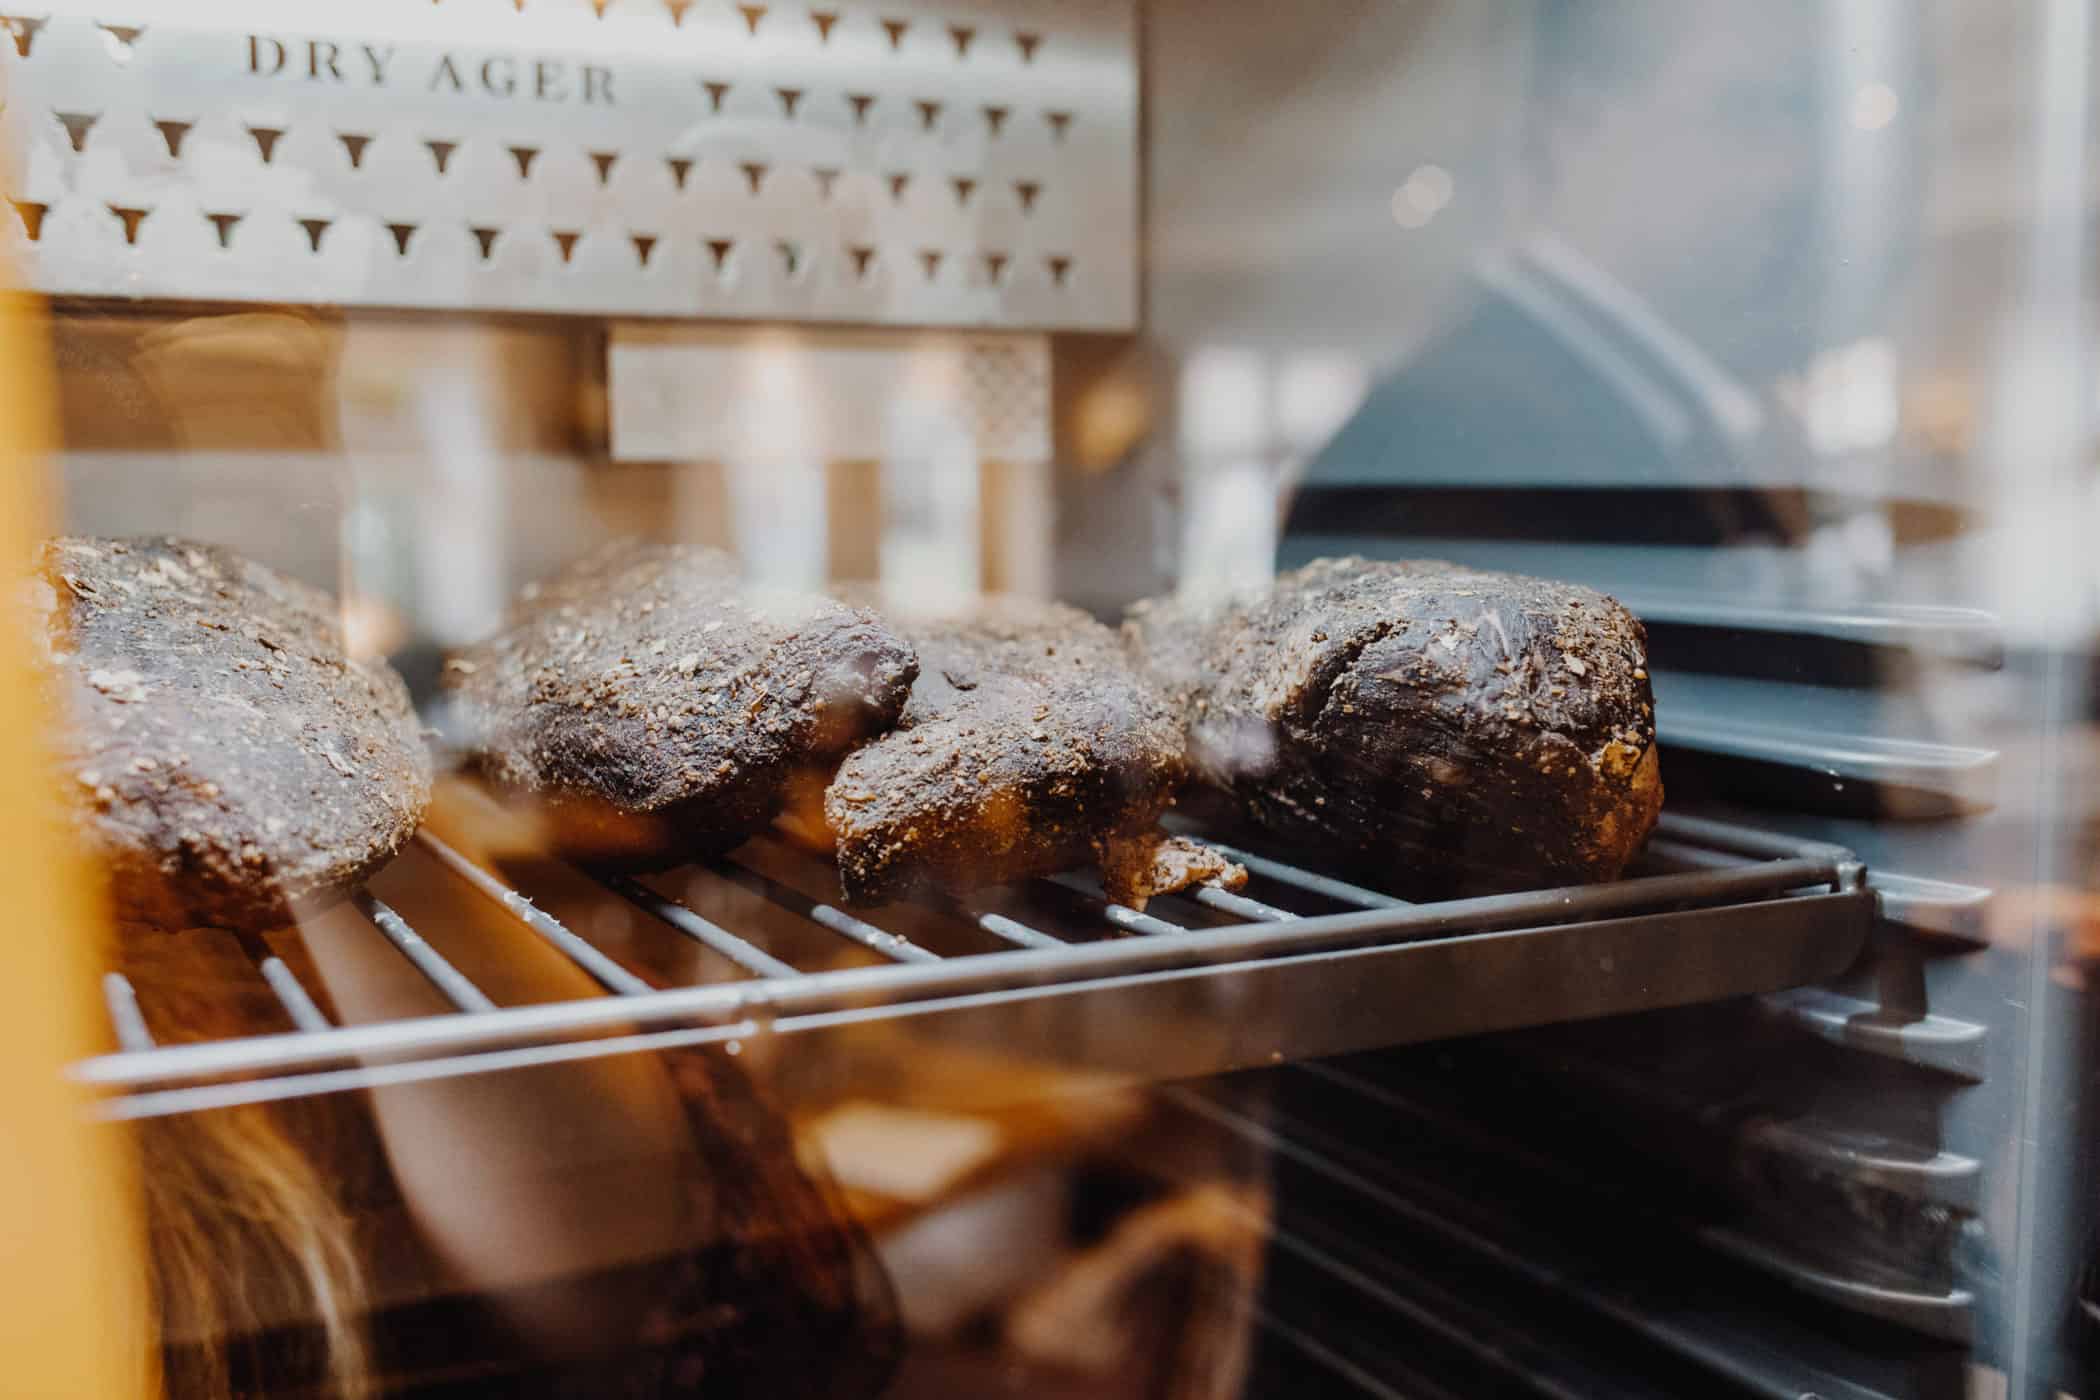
[81,809,1873,1122]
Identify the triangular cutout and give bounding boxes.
[846,93,875,126]
[9,200,47,241]
[918,249,942,281]
[739,160,768,194]
[206,212,241,249]
[1046,110,1073,140]
[811,166,840,199]
[1046,254,1072,287]
[96,22,144,53]
[298,217,331,252]
[338,132,373,169]
[775,87,803,119]
[736,3,766,34]
[983,105,1009,137]
[509,145,539,178]
[666,156,695,190]
[154,120,193,159]
[886,171,911,202]
[108,204,149,246]
[387,222,418,256]
[632,233,657,266]
[665,0,694,23]
[914,99,942,131]
[589,150,619,185]
[951,177,976,206]
[425,139,458,174]
[57,112,100,153]
[848,244,875,280]
[553,230,580,263]
[984,252,1009,284]
[1014,180,1041,213]
[704,237,735,273]
[702,80,732,113]
[2,15,47,58]
[880,17,908,49]
[947,24,974,56]
[1015,31,1041,63]
[470,226,500,260]
[249,125,286,163]
[810,9,838,42]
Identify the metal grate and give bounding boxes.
[77,812,1874,1121]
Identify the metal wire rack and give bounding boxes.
[77,811,1874,1121]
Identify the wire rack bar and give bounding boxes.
[102,972,154,1052]
[715,859,942,963]
[1651,812,1859,870]
[257,957,333,1033]
[100,1015,764,1122]
[1640,839,1744,874]
[595,871,801,980]
[354,892,499,1014]
[419,832,655,996]
[1200,841,1412,911]
[1042,874,1191,936]
[75,824,1863,1100]
[971,910,1069,949]
[1100,900,1189,937]
[1194,885,1300,923]
[228,929,334,1033]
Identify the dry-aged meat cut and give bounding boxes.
[825,596,1240,907]
[1125,556,1662,898]
[823,597,1232,907]
[1096,831,1247,911]
[448,543,916,863]
[447,542,916,863]
[1126,557,1661,896]
[33,536,433,933]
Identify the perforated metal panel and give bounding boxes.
[0,0,1136,329]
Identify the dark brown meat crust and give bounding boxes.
[1124,557,1662,898]
[445,542,916,863]
[34,536,433,933]
[1097,832,1249,908]
[824,596,1190,905]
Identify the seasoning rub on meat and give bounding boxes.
[825,595,1244,908]
[34,536,433,933]
[1125,556,1662,898]
[447,541,916,864]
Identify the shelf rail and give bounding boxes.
[75,813,1869,1120]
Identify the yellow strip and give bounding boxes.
[0,271,150,1392]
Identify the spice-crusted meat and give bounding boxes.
[446,542,916,863]
[1096,832,1248,910]
[1124,556,1662,898]
[33,536,433,933]
[824,597,1229,907]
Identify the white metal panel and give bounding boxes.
[0,0,1136,328]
